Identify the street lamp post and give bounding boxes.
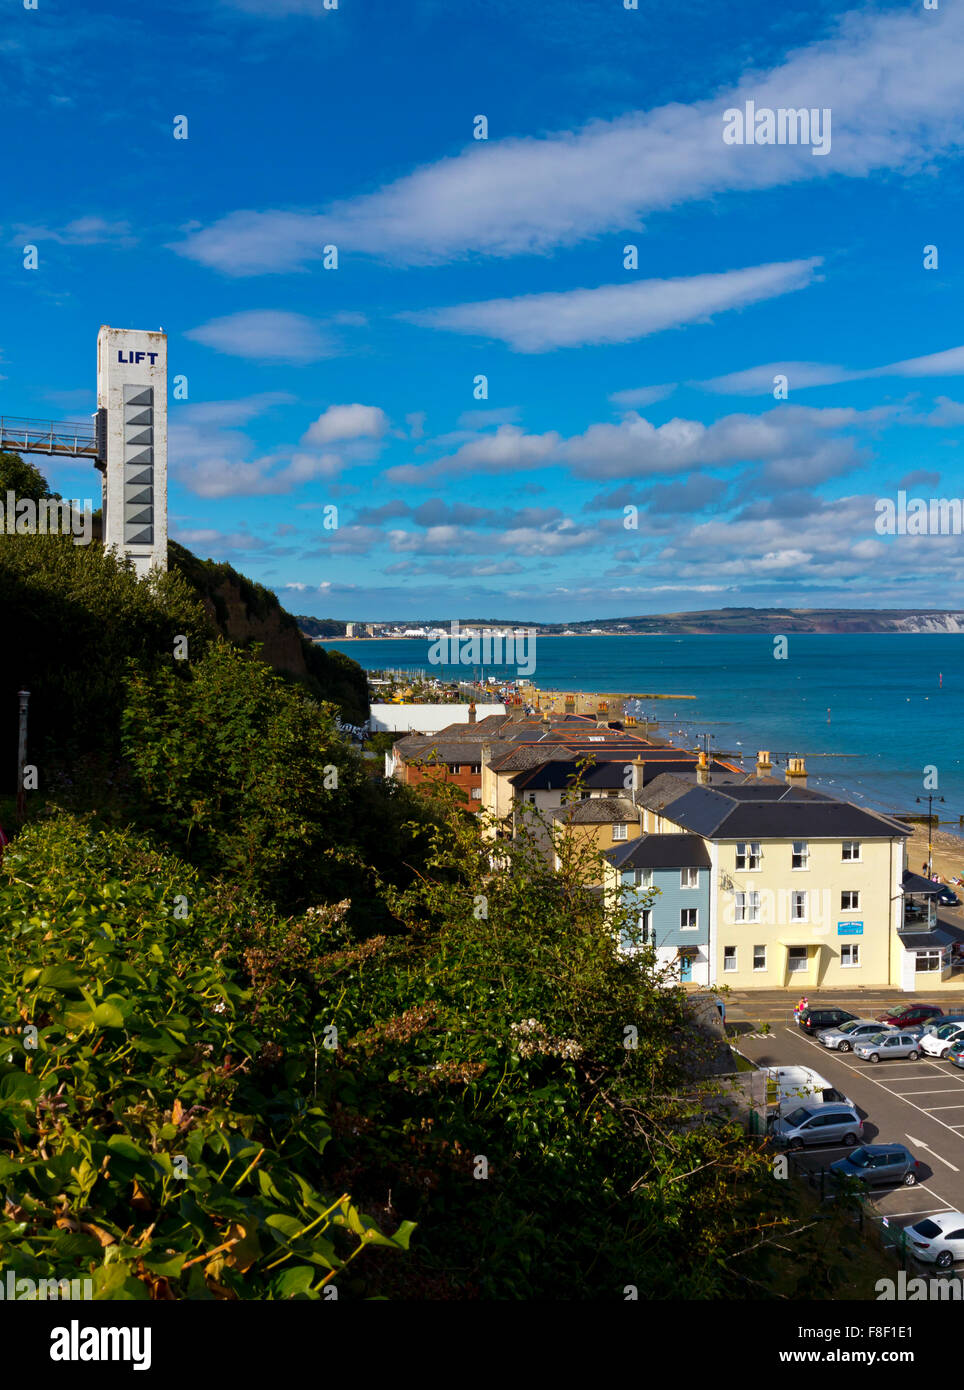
[917,793,946,879]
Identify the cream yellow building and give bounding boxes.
[638,758,910,989]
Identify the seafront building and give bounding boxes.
[633,760,910,990]
[604,834,713,983]
[386,708,959,990]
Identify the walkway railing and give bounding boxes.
[0,415,100,460]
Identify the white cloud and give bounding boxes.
[699,345,964,396]
[402,259,820,352]
[14,216,135,247]
[386,424,560,484]
[608,383,678,408]
[303,403,387,444]
[170,394,348,497]
[175,5,964,273]
[699,361,856,394]
[185,310,335,363]
[388,402,891,486]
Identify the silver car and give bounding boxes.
[818,1019,896,1052]
[853,1031,921,1063]
[771,1103,863,1150]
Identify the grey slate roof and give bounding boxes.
[512,759,633,791]
[490,744,575,772]
[603,833,712,871]
[396,741,488,764]
[898,922,964,951]
[657,782,912,840]
[550,795,638,823]
[634,772,699,812]
[903,870,943,897]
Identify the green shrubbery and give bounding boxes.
[0,461,863,1298]
[0,819,412,1299]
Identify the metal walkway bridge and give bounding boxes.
[0,413,104,465]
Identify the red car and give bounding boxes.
[875,1004,944,1030]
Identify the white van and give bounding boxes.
[765,1065,853,1117]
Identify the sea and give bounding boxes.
[321,633,964,827]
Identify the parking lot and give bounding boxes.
[731,994,964,1244]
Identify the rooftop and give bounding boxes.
[604,833,712,870]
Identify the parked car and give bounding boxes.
[874,1004,943,1030]
[948,1040,964,1070]
[853,1031,921,1063]
[906,1212,964,1268]
[818,1019,895,1052]
[797,1007,857,1036]
[920,1024,964,1058]
[920,1013,964,1037]
[829,1144,919,1188]
[937,887,961,907]
[770,1103,863,1151]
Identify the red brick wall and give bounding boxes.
[396,757,482,810]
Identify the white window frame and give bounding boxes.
[471,787,482,800]
[723,946,737,973]
[790,890,808,923]
[680,908,698,931]
[634,868,653,888]
[840,943,861,968]
[735,842,761,871]
[680,866,699,890]
[842,841,862,862]
[612,823,628,842]
[841,890,860,911]
[639,908,653,944]
[792,841,809,870]
[753,944,767,972]
[734,891,761,923]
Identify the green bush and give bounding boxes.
[0,818,411,1300]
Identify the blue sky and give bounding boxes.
[2,0,964,620]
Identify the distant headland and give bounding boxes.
[298,608,964,639]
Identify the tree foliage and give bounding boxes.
[121,642,441,915]
[0,819,411,1300]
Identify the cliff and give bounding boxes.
[168,541,369,724]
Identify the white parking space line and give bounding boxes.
[906,1134,960,1171]
[883,1207,953,1219]
[784,1027,964,1153]
[925,1105,964,1112]
[890,1089,964,1096]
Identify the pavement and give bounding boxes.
[730,993,964,1246]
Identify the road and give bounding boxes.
[732,1004,964,1242]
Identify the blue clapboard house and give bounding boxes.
[603,833,712,985]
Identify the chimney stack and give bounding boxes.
[468,702,477,724]
[632,754,646,794]
[697,750,710,785]
[756,750,772,780]
[786,756,807,789]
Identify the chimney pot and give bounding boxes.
[786,756,807,787]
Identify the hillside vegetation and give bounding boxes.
[0,457,878,1299]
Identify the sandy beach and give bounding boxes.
[906,823,964,885]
